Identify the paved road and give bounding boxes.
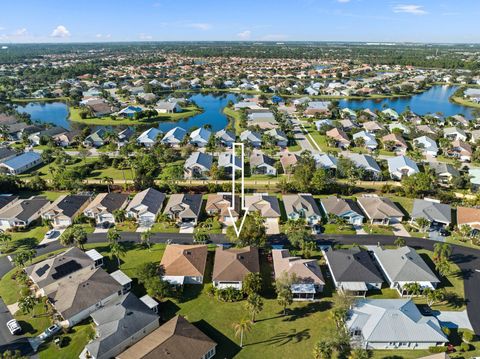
[1,231,480,350]
[0,299,33,356]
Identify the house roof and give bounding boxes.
[45,267,123,320]
[215,129,236,142]
[272,249,325,286]
[245,195,281,218]
[0,147,18,161]
[25,247,94,289]
[160,244,208,277]
[43,194,91,218]
[314,154,338,169]
[429,162,459,178]
[283,194,321,218]
[161,127,187,143]
[240,130,262,143]
[205,193,239,217]
[412,199,452,224]
[457,206,480,229]
[0,195,18,210]
[348,153,381,173]
[1,151,41,171]
[387,155,419,174]
[84,193,129,214]
[346,299,447,343]
[86,293,159,359]
[357,196,403,220]
[163,194,203,219]
[137,128,163,143]
[0,196,49,222]
[250,152,275,168]
[212,246,259,282]
[117,315,216,359]
[370,246,439,284]
[218,152,242,169]
[324,248,383,283]
[125,188,166,216]
[189,127,211,142]
[184,152,213,171]
[320,196,363,218]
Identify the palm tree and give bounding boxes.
[140,230,152,250]
[433,243,452,262]
[232,319,252,347]
[245,293,264,323]
[313,340,333,359]
[18,294,36,314]
[0,232,12,250]
[102,176,114,193]
[349,348,370,359]
[435,258,452,277]
[107,228,121,244]
[394,237,406,248]
[110,240,126,267]
[403,282,421,297]
[423,288,444,307]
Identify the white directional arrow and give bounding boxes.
[228,142,249,237]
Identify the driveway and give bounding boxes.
[391,223,411,237]
[39,228,65,245]
[179,223,194,234]
[354,225,367,235]
[93,226,110,234]
[436,310,473,331]
[0,298,33,356]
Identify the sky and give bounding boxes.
[0,0,479,44]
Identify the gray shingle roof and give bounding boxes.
[411,199,452,224]
[324,248,383,283]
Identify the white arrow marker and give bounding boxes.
[228,142,249,237]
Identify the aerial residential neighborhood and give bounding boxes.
[0,1,480,359]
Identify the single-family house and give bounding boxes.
[41,194,91,228]
[155,101,181,114]
[137,128,163,147]
[386,156,419,180]
[184,152,213,179]
[215,129,236,148]
[282,194,322,225]
[320,196,364,225]
[414,136,438,157]
[357,196,403,225]
[245,194,281,224]
[381,133,408,154]
[280,153,300,173]
[161,127,187,147]
[240,130,262,148]
[314,154,338,170]
[118,106,142,118]
[160,244,208,285]
[443,127,467,141]
[323,248,383,296]
[457,206,480,230]
[83,128,108,148]
[83,193,129,225]
[0,151,42,175]
[80,293,159,359]
[189,127,211,147]
[265,128,288,147]
[116,315,217,359]
[363,121,384,133]
[218,152,242,174]
[212,246,260,289]
[247,112,278,129]
[0,196,50,230]
[272,249,325,300]
[370,246,440,294]
[125,188,166,227]
[205,193,239,225]
[352,131,377,150]
[428,162,459,185]
[411,199,452,227]
[448,139,472,162]
[346,299,447,349]
[348,154,382,179]
[249,152,276,175]
[326,128,350,149]
[163,194,203,225]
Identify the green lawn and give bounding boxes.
[223,107,244,135]
[322,223,356,235]
[363,224,394,236]
[69,106,201,126]
[1,226,49,256]
[39,321,93,359]
[150,222,180,233]
[287,140,301,152]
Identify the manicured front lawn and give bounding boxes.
[322,223,356,235]
[150,222,180,233]
[363,224,394,236]
[2,226,49,255]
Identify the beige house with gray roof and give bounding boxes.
[357,196,403,225]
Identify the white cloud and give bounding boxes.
[13,28,28,37]
[188,23,212,31]
[237,30,251,40]
[337,0,351,3]
[393,4,427,15]
[139,33,153,40]
[51,25,71,38]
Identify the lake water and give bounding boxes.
[339,85,474,118]
[13,86,474,131]
[157,93,238,132]
[16,101,71,129]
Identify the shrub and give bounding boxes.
[205,284,216,297]
[460,342,471,352]
[463,330,475,343]
[216,287,244,302]
[428,346,448,353]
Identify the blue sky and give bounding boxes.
[0,0,478,43]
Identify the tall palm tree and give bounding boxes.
[433,243,452,261]
[232,319,252,348]
[102,176,114,193]
[140,230,152,250]
[110,240,126,267]
[107,228,121,244]
[313,340,333,359]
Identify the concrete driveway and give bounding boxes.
[391,223,411,237]
[39,228,65,245]
[93,226,110,234]
[436,310,473,331]
[179,223,194,234]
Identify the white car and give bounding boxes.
[45,230,59,239]
[6,319,22,335]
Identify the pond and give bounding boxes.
[16,101,71,129]
[338,85,474,118]
[157,93,238,132]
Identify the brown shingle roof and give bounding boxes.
[160,244,208,277]
[117,315,216,359]
[212,246,259,282]
[457,206,480,229]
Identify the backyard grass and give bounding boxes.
[363,224,394,236]
[39,321,93,359]
[287,140,301,152]
[69,106,201,126]
[150,221,180,233]
[322,223,356,235]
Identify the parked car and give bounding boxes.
[39,324,62,340]
[6,319,22,335]
[45,230,59,239]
